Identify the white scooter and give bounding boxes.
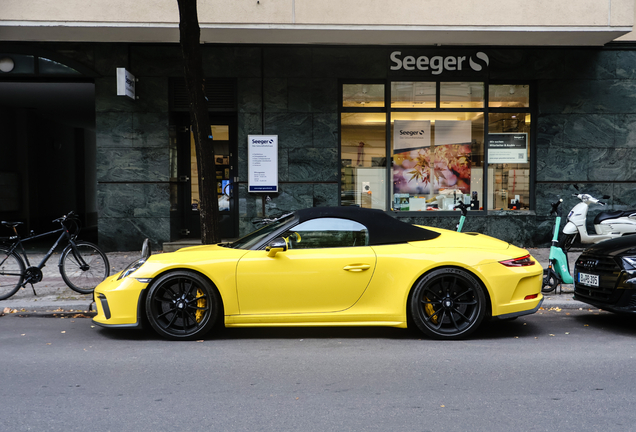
[561,193,636,250]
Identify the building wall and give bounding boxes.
[5,0,631,27]
[9,42,636,250]
[2,1,632,46]
[94,44,172,251]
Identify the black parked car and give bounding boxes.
[573,236,636,313]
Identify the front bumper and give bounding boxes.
[92,273,149,329]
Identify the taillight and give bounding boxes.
[499,254,535,267]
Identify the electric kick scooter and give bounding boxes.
[542,199,574,293]
[454,201,469,232]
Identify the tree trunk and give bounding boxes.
[177,0,220,244]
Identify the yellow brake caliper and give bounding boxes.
[424,296,438,324]
[195,288,207,323]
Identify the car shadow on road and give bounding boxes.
[91,310,636,342]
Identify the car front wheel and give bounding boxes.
[145,271,220,341]
[410,267,487,340]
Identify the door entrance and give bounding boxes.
[173,114,238,240]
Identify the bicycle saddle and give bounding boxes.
[1,221,23,228]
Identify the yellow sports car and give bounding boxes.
[93,206,543,340]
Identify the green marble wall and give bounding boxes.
[34,43,636,250]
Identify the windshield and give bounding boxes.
[227,213,295,249]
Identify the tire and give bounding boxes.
[542,268,558,293]
[145,271,221,341]
[559,232,578,252]
[0,248,25,300]
[409,267,487,340]
[60,242,110,294]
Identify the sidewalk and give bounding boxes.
[1,247,589,314]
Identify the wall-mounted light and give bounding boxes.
[0,57,15,73]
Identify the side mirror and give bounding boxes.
[266,237,287,257]
[141,238,151,261]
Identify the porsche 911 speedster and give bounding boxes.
[93,206,543,340]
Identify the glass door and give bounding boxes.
[174,114,238,240]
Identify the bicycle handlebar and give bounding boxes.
[52,211,77,224]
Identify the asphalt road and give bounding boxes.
[2,309,636,432]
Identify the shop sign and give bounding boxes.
[116,68,136,99]
[248,135,278,193]
[487,133,528,163]
[389,51,489,76]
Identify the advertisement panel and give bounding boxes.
[487,133,528,163]
[248,135,278,193]
[393,120,472,197]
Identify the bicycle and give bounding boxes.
[0,211,110,300]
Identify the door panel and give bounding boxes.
[236,247,376,314]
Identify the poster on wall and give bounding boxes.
[248,135,278,193]
[393,120,472,197]
[487,133,528,164]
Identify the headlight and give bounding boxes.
[117,257,147,280]
[621,256,636,285]
[622,256,636,271]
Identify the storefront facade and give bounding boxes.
[1,42,636,250]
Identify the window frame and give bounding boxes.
[338,78,536,215]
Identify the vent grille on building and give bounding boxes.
[170,78,237,111]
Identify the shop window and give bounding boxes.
[489,85,529,108]
[339,81,533,213]
[391,112,483,212]
[440,82,484,108]
[343,84,385,108]
[391,82,436,108]
[340,113,387,210]
[487,113,531,210]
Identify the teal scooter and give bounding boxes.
[542,199,574,293]
[454,201,469,232]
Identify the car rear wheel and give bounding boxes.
[410,267,486,340]
[145,271,220,341]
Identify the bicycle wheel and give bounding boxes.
[60,242,110,294]
[0,248,25,300]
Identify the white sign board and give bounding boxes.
[248,135,278,193]
[116,68,136,100]
[487,133,528,163]
[393,120,431,152]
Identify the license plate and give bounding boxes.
[578,272,599,287]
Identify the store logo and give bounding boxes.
[390,51,489,75]
[399,129,426,137]
[469,52,489,71]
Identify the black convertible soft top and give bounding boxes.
[295,206,440,246]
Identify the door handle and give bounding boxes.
[343,264,371,272]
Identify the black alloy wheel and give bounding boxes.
[145,271,220,340]
[410,267,486,340]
